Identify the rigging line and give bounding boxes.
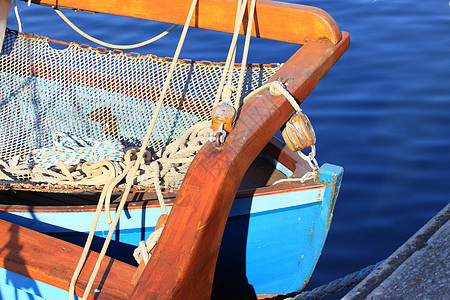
[213,0,249,107]
[54,8,177,50]
[223,0,245,104]
[13,0,22,33]
[77,0,199,298]
[234,0,257,109]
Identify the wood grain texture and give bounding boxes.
[29,0,341,44]
[132,32,350,299]
[0,219,136,299]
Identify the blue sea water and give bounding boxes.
[5,0,450,296]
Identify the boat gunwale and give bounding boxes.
[0,182,325,213]
[24,0,342,45]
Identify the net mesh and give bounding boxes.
[0,28,281,188]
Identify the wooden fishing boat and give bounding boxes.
[0,0,349,299]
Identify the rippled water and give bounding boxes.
[6,0,450,295]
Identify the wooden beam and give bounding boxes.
[29,0,341,45]
[0,219,136,299]
[131,32,350,299]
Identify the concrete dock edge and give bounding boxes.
[343,202,450,299]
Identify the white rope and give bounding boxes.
[209,0,257,145]
[213,0,249,107]
[13,0,22,33]
[220,0,243,104]
[242,80,302,112]
[150,161,168,215]
[29,132,124,170]
[131,121,211,264]
[234,0,257,109]
[0,160,13,180]
[54,8,177,50]
[77,1,199,298]
[133,226,164,265]
[67,160,136,300]
[0,122,211,189]
[272,144,319,185]
[214,0,257,110]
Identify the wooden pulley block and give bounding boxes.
[282,112,316,152]
[211,104,236,132]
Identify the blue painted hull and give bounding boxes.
[0,164,342,297]
[0,267,77,300]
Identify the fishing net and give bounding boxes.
[0,28,281,190]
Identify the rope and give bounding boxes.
[213,0,254,108]
[133,226,164,265]
[13,0,22,33]
[0,122,211,188]
[54,8,177,50]
[74,1,199,298]
[132,121,211,264]
[234,0,257,109]
[220,0,242,104]
[287,261,383,300]
[273,145,319,185]
[68,160,136,300]
[0,133,124,185]
[213,0,245,107]
[30,132,124,169]
[208,0,257,145]
[241,81,319,184]
[242,80,302,112]
[0,162,13,180]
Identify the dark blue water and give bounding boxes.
[6,0,450,295]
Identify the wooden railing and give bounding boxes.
[29,0,341,44]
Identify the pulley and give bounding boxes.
[210,104,236,147]
[211,104,236,132]
[282,112,316,152]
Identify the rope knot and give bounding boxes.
[133,226,165,265]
